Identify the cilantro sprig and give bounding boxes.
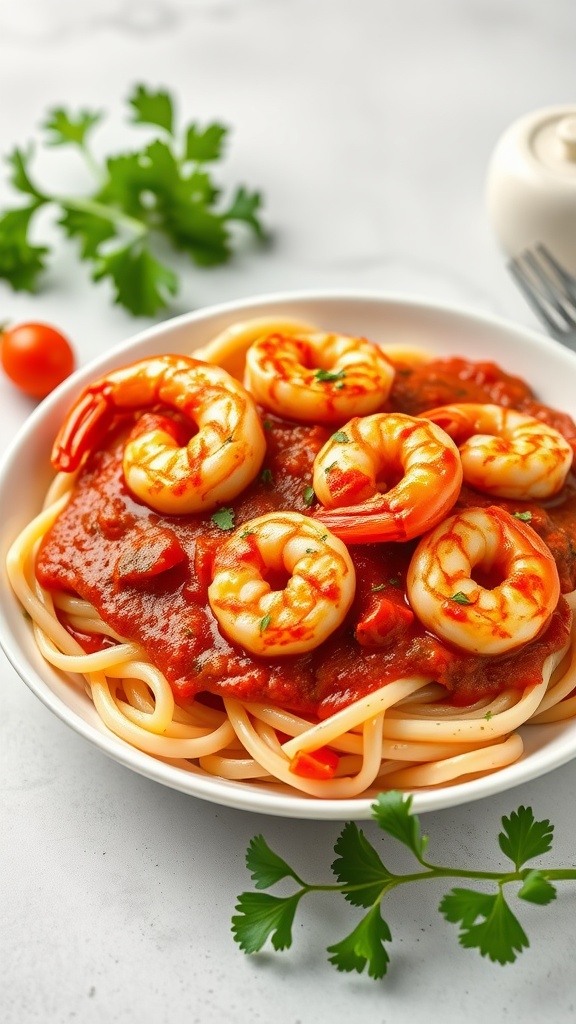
[232,791,574,980]
[0,84,265,316]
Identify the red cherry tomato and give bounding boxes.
[0,322,76,399]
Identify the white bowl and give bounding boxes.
[2,290,576,820]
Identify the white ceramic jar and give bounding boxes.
[486,105,576,275]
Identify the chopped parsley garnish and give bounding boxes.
[314,368,346,384]
[513,511,533,523]
[211,507,235,531]
[450,591,472,605]
[370,578,400,592]
[259,613,271,632]
[303,485,316,507]
[331,431,350,443]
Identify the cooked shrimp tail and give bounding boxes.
[52,386,116,472]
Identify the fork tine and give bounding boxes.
[535,244,576,302]
[508,246,576,338]
[523,251,576,330]
[507,256,566,335]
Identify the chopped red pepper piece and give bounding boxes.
[289,745,339,780]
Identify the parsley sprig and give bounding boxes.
[232,791,575,980]
[0,84,265,316]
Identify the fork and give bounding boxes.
[507,243,576,351]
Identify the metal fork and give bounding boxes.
[507,243,576,351]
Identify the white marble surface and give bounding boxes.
[1,2,576,1022]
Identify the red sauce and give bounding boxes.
[36,357,576,718]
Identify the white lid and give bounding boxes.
[486,105,576,274]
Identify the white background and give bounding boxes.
[1,2,576,1022]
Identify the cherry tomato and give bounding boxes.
[0,322,76,399]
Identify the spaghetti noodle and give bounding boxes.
[6,317,576,800]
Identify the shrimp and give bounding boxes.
[406,505,560,655]
[51,355,266,515]
[421,402,573,499]
[311,412,463,543]
[243,330,395,423]
[207,511,356,656]
[194,315,317,380]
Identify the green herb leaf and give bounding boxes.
[513,510,533,523]
[232,892,300,953]
[224,185,265,237]
[371,791,429,861]
[327,905,392,979]
[43,108,102,147]
[185,122,228,163]
[303,485,316,507]
[260,613,271,632]
[498,806,554,870]
[439,888,529,964]
[450,591,472,605]
[245,835,304,889]
[58,203,117,259]
[128,84,174,134]
[517,869,557,906]
[98,140,193,225]
[331,822,394,907]
[0,205,49,291]
[5,146,46,200]
[315,368,346,384]
[92,244,178,317]
[211,507,235,531]
[165,202,232,267]
[331,431,350,443]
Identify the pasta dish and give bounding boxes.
[7,315,576,800]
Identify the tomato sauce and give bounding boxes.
[36,357,576,718]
